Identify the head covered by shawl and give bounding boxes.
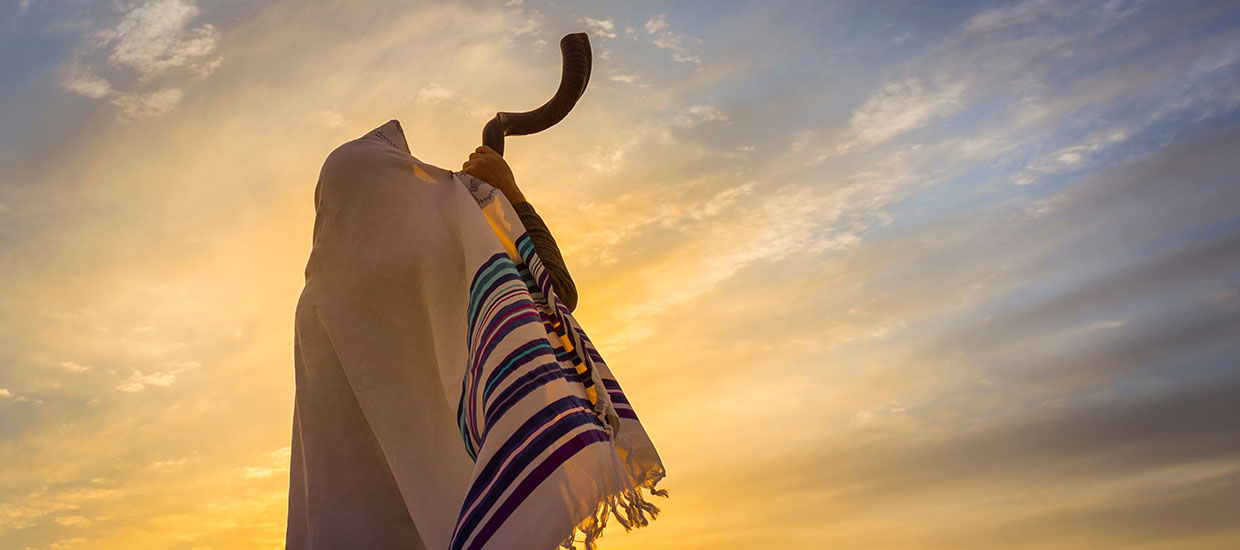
[288,120,666,550]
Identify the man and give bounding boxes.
[287,120,663,550]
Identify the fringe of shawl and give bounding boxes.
[556,472,670,550]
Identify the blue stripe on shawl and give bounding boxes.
[516,232,534,257]
[467,254,520,326]
[482,340,556,400]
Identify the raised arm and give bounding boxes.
[462,146,579,312]
[509,200,578,312]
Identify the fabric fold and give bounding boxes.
[288,120,666,550]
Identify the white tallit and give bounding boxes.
[286,120,666,550]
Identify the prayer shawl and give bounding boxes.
[287,120,667,550]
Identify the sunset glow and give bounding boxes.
[2,1,1239,549]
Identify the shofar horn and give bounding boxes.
[481,32,592,156]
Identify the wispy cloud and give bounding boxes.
[644,14,701,63]
[0,387,43,404]
[848,78,966,146]
[98,0,220,80]
[416,81,454,104]
[114,361,200,392]
[57,361,92,373]
[582,17,616,39]
[58,0,220,119]
[671,104,728,128]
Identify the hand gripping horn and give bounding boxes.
[481,32,592,156]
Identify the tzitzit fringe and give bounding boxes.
[557,476,669,550]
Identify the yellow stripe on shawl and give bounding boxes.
[559,334,599,402]
[479,195,598,405]
[555,327,598,402]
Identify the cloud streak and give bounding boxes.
[58,0,220,119]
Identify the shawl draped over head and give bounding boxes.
[287,120,667,550]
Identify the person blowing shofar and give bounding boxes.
[286,33,668,550]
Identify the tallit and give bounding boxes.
[286,119,667,550]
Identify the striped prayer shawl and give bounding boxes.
[452,172,668,550]
[288,120,665,550]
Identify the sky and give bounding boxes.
[1,0,1239,548]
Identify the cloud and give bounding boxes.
[58,362,91,373]
[644,13,701,63]
[0,486,122,537]
[114,361,200,392]
[52,516,92,528]
[0,387,42,405]
[671,104,728,127]
[107,87,184,118]
[315,109,344,129]
[962,0,1073,35]
[239,446,290,479]
[239,465,286,479]
[416,81,454,104]
[145,458,190,471]
[644,14,669,35]
[581,17,616,39]
[98,0,220,80]
[57,0,220,119]
[848,78,966,145]
[827,381,1240,499]
[61,71,114,99]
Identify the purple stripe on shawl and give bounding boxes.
[472,309,541,371]
[466,307,543,446]
[470,303,538,375]
[464,428,611,550]
[456,396,595,527]
[452,400,603,549]
[467,260,522,330]
[468,307,541,416]
[470,285,526,345]
[485,364,580,432]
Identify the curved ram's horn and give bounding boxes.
[481,32,592,156]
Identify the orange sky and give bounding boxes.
[2,1,1239,549]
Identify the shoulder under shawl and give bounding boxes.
[308,120,667,550]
